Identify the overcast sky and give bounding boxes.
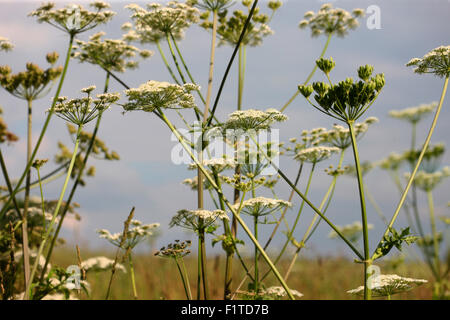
[0,0,449,259]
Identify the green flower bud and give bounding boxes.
[268,1,282,11]
[46,51,59,65]
[373,73,385,92]
[357,64,374,81]
[316,57,335,75]
[312,82,330,97]
[298,84,314,98]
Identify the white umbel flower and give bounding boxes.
[389,102,437,123]
[125,1,199,43]
[223,108,288,131]
[264,286,304,299]
[97,220,160,249]
[299,3,365,37]
[170,209,228,231]
[0,36,13,52]
[347,274,428,297]
[406,45,450,78]
[294,146,339,163]
[51,87,120,126]
[81,256,126,273]
[123,80,199,112]
[188,157,236,172]
[328,221,374,243]
[235,196,291,217]
[29,2,115,35]
[73,32,153,73]
[405,167,450,192]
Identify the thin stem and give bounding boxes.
[264,162,304,250]
[175,257,191,300]
[283,151,344,281]
[348,121,371,300]
[170,32,206,106]
[203,9,218,121]
[156,40,181,85]
[166,33,187,84]
[280,33,332,112]
[249,135,363,260]
[158,110,295,300]
[180,257,193,300]
[128,254,138,299]
[36,167,46,236]
[238,43,244,110]
[22,98,33,299]
[206,0,259,127]
[378,76,449,258]
[427,190,441,282]
[200,228,208,300]
[25,125,83,299]
[40,72,111,281]
[0,149,23,220]
[0,35,75,219]
[273,163,316,267]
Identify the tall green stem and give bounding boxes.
[378,76,449,257]
[128,253,138,299]
[156,40,181,85]
[280,33,332,112]
[427,190,441,282]
[273,164,315,267]
[40,72,111,281]
[22,98,33,299]
[170,33,206,105]
[283,150,345,281]
[348,121,371,300]
[157,110,295,300]
[166,34,187,84]
[25,124,83,299]
[0,35,74,219]
[175,257,191,300]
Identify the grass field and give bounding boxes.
[52,247,436,300]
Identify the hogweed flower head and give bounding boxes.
[299,64,385,122]
[329,221,373,243]
[81,256,126,273]
[0,37,13,52]
[51,86,120,126]
[187,0,234,12]
[234,196,291,218]
[223,108,288,131]
[405,167,450,192]
[294,146,339,164]
[97,219,160,249]
[123,80,198,112]
[406,45,450,78]
[378,152,406,171]
[188,157,236,172]
[403,143,445,173]
[347,274,427,297]
[125,1,199,43]
[29,2,116,36]
[264,286,303,299]
[72,32,153,73]
[389,102,437,124]
[170,209,228,232]
[282,127,328,156]
[0,53,63,101]
[299,3,364,38]
[201,1,279,47]
[320,117,378,150]
[155,240,192,259]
